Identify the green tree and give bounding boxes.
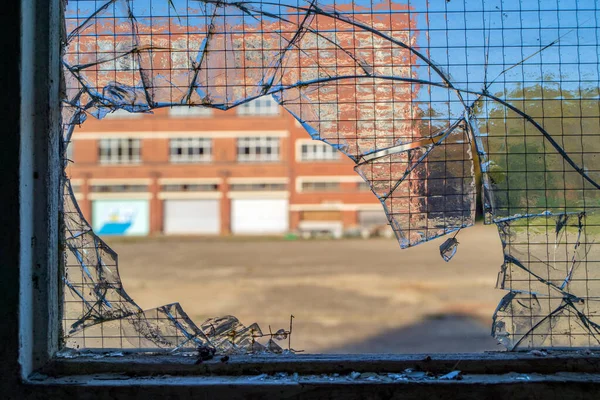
[474,81,600,216]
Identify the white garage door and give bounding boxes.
[164,200,220,234]
[231,199,288,234]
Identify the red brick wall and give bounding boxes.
[70,107,382,235]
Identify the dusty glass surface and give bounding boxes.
[61,0,600,352]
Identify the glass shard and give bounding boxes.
[439,237,459,262]
[492,213,600,349]
[65,303,206,351]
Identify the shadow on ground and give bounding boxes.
[325,314,503,354]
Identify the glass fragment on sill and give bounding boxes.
[200,315,293,355]
[61,0,600,351]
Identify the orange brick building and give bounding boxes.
[67,101,389,236]
[65,4,418,237]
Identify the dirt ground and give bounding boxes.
[106,223,507,354]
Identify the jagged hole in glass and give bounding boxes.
[61,0,600,354]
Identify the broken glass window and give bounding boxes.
[61,0,600,352]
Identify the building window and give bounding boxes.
[236,97,279,116]
[168,107,213,117]
[229,183,287,191]
[161,184,218,192]
[299,141,340,161]
[91,184,148,193]
[237,137,280,162]
[300,181,341,192]
[170,138,212,163]
[98,138,141,164]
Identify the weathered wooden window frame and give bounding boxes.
[10,0,600,397]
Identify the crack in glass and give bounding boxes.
[61,0,600,352]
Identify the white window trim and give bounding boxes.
[98,138,141,165]
[169,137,212,163]
[237,136,280,163]
[103,109,143,119]
[88,178,152,185]
[236,97,280,116]
[69,179,84,186]
[228,177,289,184]
[295,139,341,162]
[88,192,153,200]
[157,192,223,200]
[299,181,341,192]
[295,175,364,192]
[290,203,382,211]
[158,178,223,185]
[168,106,213,118]
[227,191,289,199]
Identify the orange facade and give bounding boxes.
[68,106,385,236]
[65,7,418,236]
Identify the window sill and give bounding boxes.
[23,352,600,398]
[39,352,600,377]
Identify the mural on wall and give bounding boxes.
[92,200,149,236]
